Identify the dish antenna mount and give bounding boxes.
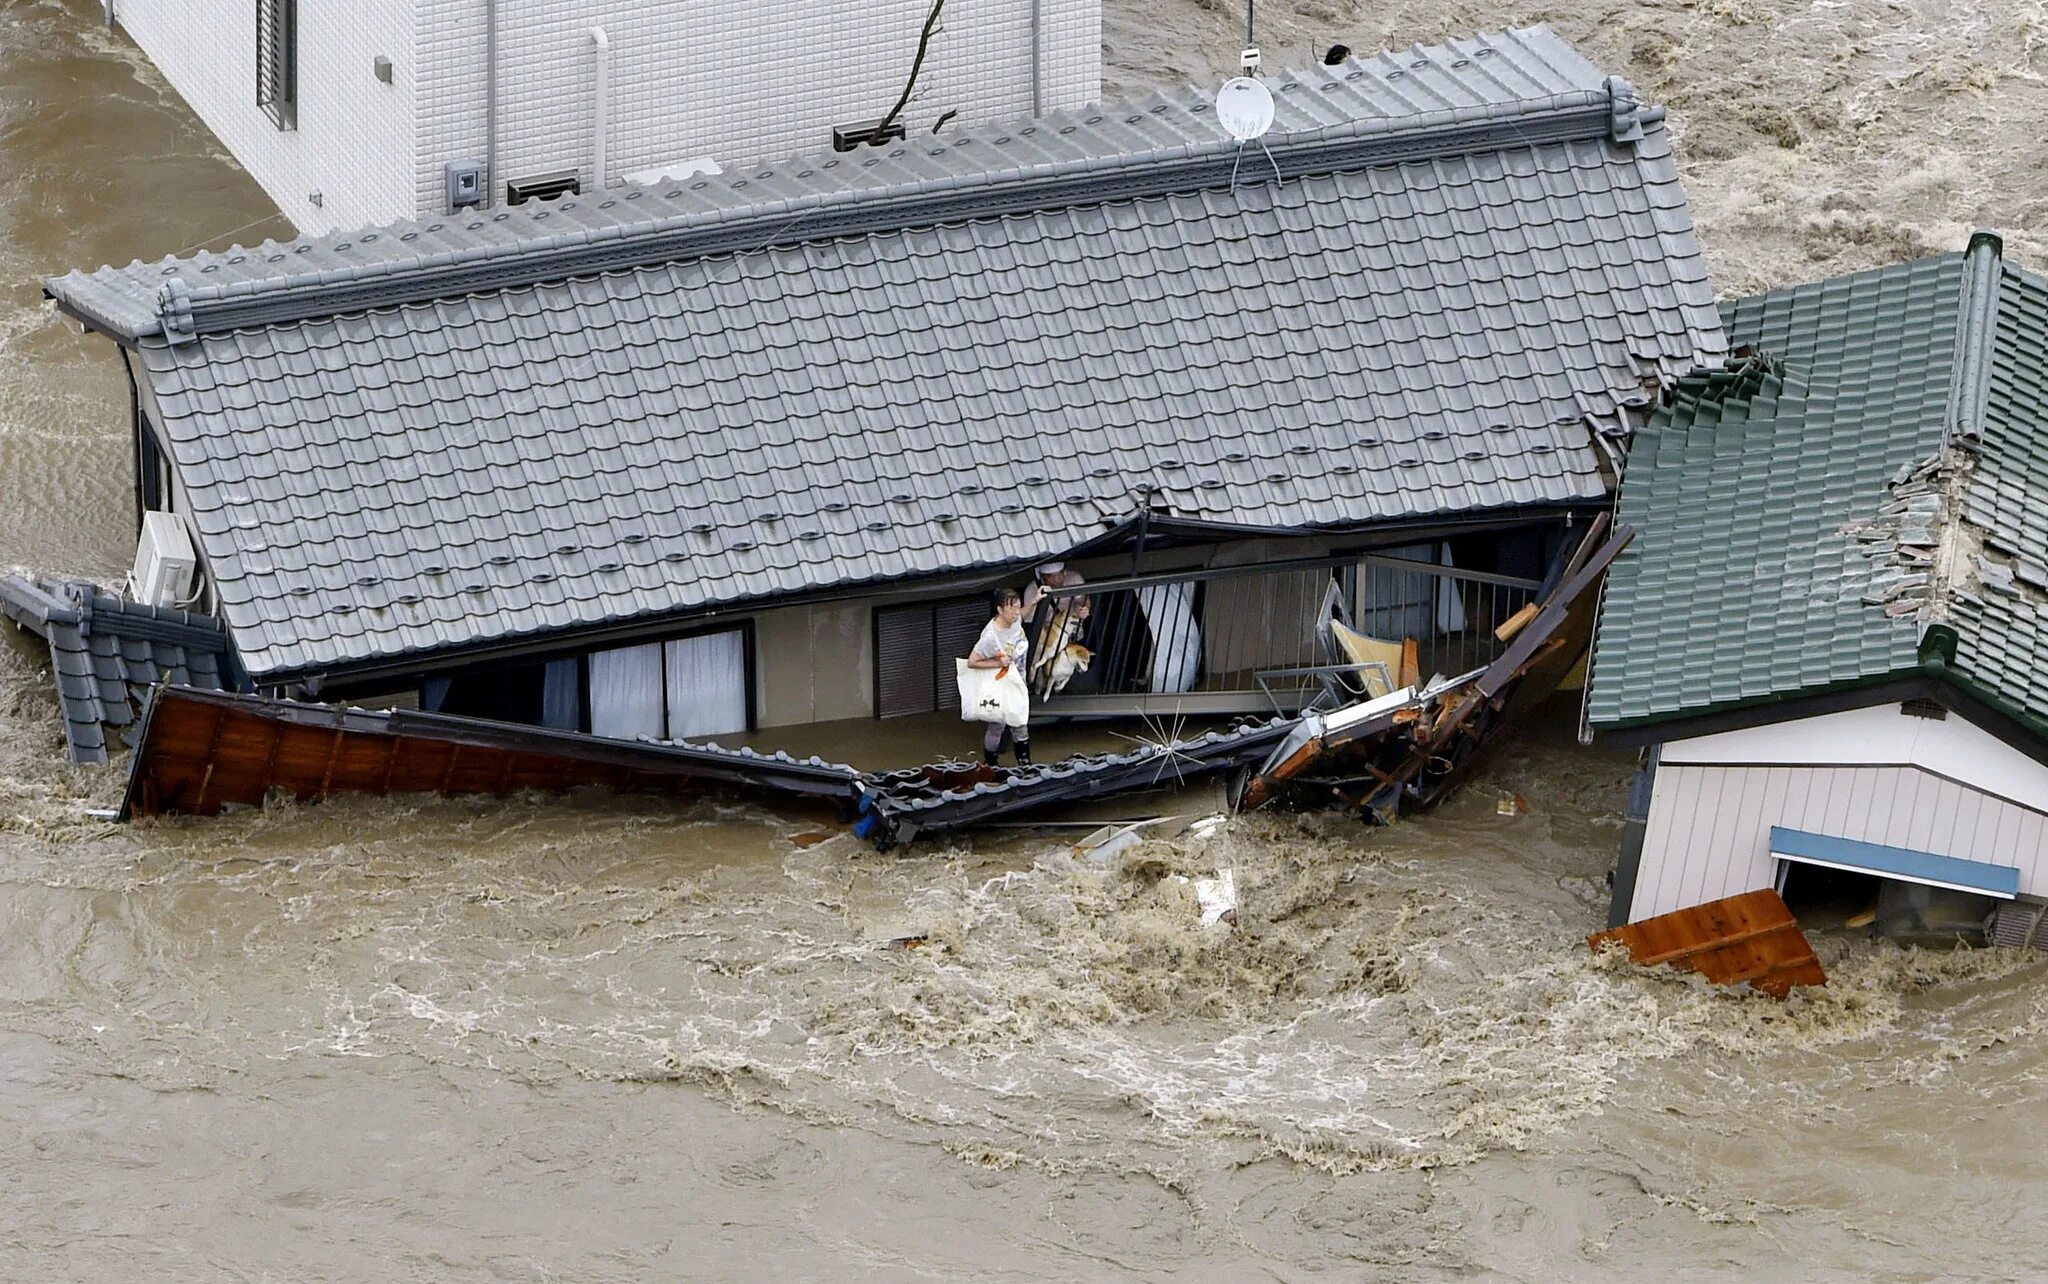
[1217,0,1280,187]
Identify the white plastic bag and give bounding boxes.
[956,659,1030,727]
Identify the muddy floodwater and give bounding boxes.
[5,0,2048,1278]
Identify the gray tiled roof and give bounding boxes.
[47,27,1725,682]
[1589,233,2048,732]
[1,575,232,763]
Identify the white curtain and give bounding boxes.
[1136,582,1201,694]
[588,642,664,739]
[541,657,582,730]
[664,630,748,739]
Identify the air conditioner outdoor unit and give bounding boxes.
[132,510,197,608]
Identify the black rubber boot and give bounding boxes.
[1013,740,1032,768]
[983,748,1002,768]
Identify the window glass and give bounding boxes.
[588,642,663,739]
[664,631,747,739]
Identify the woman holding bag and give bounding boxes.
[966,587,1033,767]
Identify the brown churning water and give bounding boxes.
[4,3,2048,1277]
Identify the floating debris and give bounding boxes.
[1193,868,1238,926]
[1,573,232,764]
[1242,519,1632,825]
[1588,889,1825,999]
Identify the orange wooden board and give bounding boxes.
[1590,888,1825,999]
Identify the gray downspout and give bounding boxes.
[1606,745,1657,928]
[485,0,498,208]
[120,349,145,531]
[1029,0,1042,115]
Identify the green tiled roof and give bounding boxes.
[1589,233,2048,733]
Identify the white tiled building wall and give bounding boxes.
[416,0,1100,218]
[114,0,418,236]
[113,0,1100,236]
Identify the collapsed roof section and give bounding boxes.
[0,574,233,764]
[1590,231,2048,740]
[46,26,1724,683]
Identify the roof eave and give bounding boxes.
[41,286,152,346]
[1593,661,2048,769]
[247,504,1592,689]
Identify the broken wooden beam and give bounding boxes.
[1492,601,1539,642]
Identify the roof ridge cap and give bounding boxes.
[147,86,1621,340]
[1942,229,2004,443]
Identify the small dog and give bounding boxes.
[1046,642,1092,694]
[1031,605,1088,697]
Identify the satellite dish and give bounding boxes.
[1215,76,1275,142]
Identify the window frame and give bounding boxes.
[583,621,756,740]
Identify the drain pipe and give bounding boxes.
[485,0,499,208]
[1029,0,1042,115]
[590,26,610,190]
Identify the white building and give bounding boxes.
[106,0,1100,235]
[1589,233,2048,946]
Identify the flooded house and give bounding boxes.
[1590,232,2048,948]
[37,27,1725,767]
[101,0,1100,234]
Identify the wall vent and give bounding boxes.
[832,121,907,153]
[1900,698,1948,720]
[506,170,581,206]
[255,0,298,131]
[445,159,484,210]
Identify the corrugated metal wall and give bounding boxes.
[1989,901,2048,950]
[1633,763,2048,921]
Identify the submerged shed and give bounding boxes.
[1590,232,2048,944]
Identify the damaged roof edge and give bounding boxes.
[119,684,864,821]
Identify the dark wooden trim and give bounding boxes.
[120,684,861,820]
[317,726,345,799]
[1596,679,1928,749]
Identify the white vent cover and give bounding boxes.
[132,510,197,608]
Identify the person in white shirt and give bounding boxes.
[966,587,1031,767]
